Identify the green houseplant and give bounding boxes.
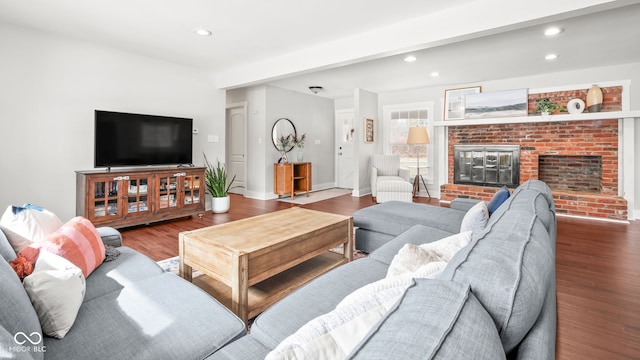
[204,154,237,213]
[535,98,559,115]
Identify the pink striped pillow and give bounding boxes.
[35,217,106,277]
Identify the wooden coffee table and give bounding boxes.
[178,207,353,325]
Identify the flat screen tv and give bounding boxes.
[95,110,193,168]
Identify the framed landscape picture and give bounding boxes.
[464,88,528,119]
[364,118,374,143]
[444,86,481,120]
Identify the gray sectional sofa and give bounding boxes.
[211,180,557,359]
[0,228,246,360]
[1,179,556,359]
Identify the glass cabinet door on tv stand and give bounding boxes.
[155,170,203,213]
[88,174,151,223]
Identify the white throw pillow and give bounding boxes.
[419,231,473,263]
[459,201,489,233]
[0,204,63,252]
[23,250,86,339]
[266,277,414,360]
[386,231,472,278]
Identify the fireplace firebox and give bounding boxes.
[454,145,520,188]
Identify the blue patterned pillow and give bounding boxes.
[487,186,510,215]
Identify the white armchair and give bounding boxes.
[370,154,413,203]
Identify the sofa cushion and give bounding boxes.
[96,226,122,247]
[487,186,510,214]
[386,231,471,277]
[43,273,246,360]
[1,324,38,360]
[34,217,105,278]
[369,224,455,266]
[440,210,554,354]
[251,258,389,349]
[83,246,164,302]
[490,188,555,234]
[266,276,414,359]
[459,201,489,233]
[353,201,466,238]
[0,229,17,262]
[349,279,506,359]
[206,335,271,360]
[23,251,85,339]
[0,259,44,360]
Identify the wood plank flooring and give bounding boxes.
[120,193,640,360]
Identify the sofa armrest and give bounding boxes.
[370,167,379,196]
[398,167,411,182]
[450,198,481,211]
[96,226,122,247]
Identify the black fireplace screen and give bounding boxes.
[454,145,520,188]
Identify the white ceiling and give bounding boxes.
[1,0,640,99]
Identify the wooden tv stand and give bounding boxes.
[76,167,205,228]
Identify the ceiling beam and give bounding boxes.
[215,0,622,89]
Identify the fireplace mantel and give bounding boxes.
[433,110,640,127]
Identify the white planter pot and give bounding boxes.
[211,195,230,213]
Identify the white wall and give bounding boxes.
[353,88,378,196]
[0,22,225,221]
[227,85,336,199]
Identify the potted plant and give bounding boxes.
[276,134,293,163]
[204,154,237,213]
[535,98,559,115]
[292,133,306,162]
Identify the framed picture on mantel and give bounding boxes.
[444,86,481,120]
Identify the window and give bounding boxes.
[383,102,435,180]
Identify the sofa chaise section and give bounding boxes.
[0,226,246,360]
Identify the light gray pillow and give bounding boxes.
[349,279,505,359]
[459,201,489,233]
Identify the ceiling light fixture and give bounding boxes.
[404,55,417,63]
[194,29,212,36]
[309,86,323,94]
[545,53,558,60]
[430,72,440,77]
[544,27,563,36]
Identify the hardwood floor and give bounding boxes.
[120,193,640,360]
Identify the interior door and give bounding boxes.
[226,103,246,194]
[335,109,354,189]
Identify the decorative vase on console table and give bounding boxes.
[586,84,603,112]
[292,133,306,163]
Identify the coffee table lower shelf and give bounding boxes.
[190,251,347,321]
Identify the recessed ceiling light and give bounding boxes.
[430,72,440,77]
[544,27,563,36]
[194,29,212,36]
[545,53,558,60]
[404,55,417,63]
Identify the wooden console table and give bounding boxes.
[273,162,311,199]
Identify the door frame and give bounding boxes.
[225,101,248,196]
[335,108,355,190]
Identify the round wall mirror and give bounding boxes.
[271,118,297,152]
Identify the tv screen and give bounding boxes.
[95,110,193,168]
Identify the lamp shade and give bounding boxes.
[407,126,430,145]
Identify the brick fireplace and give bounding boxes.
[440,86,628,221]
